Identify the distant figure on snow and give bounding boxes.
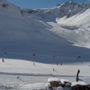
[53,68,55,72]
[2,58,5,62]
[76,69,80,82]
[76,56,81,60]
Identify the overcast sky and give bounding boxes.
[7,0,87,9]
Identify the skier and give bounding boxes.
[76,69,80,82]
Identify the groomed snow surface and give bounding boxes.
[0,58,89,90]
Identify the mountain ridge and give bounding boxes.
[21,1,90,22]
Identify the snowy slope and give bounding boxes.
[0,58,90,81]
[54,8,90,48]
[0,0,90,63]
[0,58,90,77]
[0,58,89,89]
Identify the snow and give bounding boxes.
[56,9,90,26]
[72,81,87,86]
[0,58,90,78]
[60,79,70,84]
[48,77,60,82]
[21,83,48,89]
[0,58,89,89]
[49,8,90,49]
[0,1,90,89]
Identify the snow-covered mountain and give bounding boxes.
[23,1,90,22]
[56,9,90,48]
[0,0,90,63]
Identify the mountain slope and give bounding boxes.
[54,8,90,48]
[23,1,90,22]
[0,0,90,63]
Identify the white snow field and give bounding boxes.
[0,58,89,90]
[0,0,90,63]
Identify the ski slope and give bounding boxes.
[0,0,90,89]
[0,58,90,81]
[0,58,90,77]
[0,0,90,63]
[0,58,89,89]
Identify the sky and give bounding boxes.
[7,0,88,9]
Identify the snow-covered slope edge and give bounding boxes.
[0,58,90,78]
[52,8,90,49]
